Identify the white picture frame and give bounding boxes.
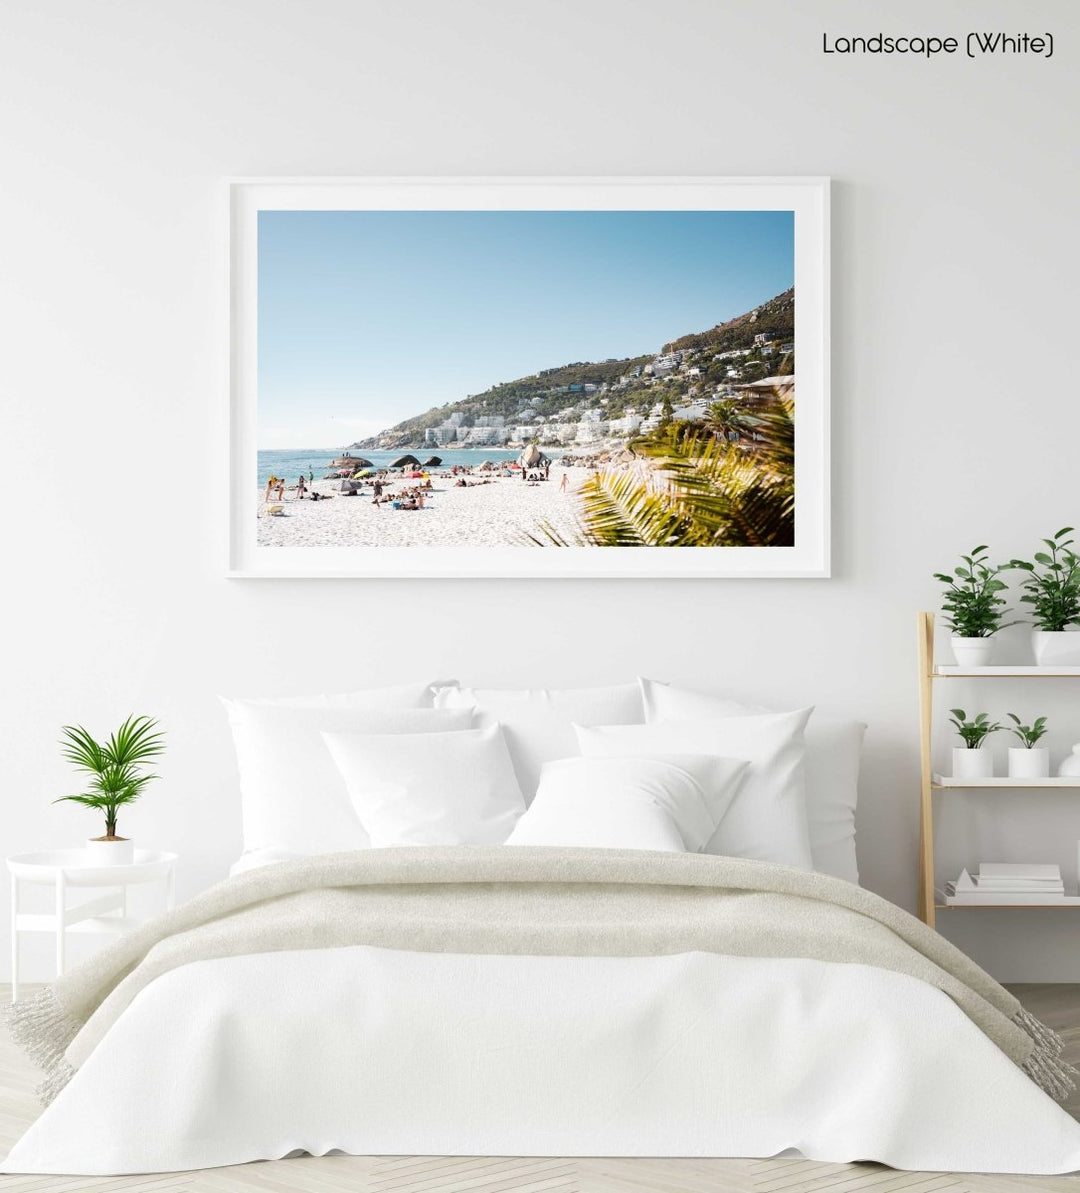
[229,176,829,578]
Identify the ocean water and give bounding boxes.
[257,447,560,487]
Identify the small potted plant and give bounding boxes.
[934,546,1016,667]
[1006,714,1050,779]
[55,715,164,865]
[948,709,1001,780]
[1009,528,1080,665]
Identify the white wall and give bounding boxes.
[2,0,1078,981]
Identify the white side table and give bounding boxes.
[8,849,177,1002]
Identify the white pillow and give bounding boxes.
[433,683,645,800]
[324,723,526,847]
[505,755,749,852]
[575,708,813,869]
[235,681,445,710]
[639,678,865,883]
[221,700,473,856]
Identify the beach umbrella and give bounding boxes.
[518,444,542,468]
[390,454,422,469]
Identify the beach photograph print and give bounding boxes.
[233,179,829,577]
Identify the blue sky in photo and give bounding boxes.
[257,209,794,448]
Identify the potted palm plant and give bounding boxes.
[55,715,165,865]
[949,709,1001,780]
[1006,714,1050,779]
[933,546,1016,667]
[1009,528,1080,665]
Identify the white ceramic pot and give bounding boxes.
[952,747,994,780]
[1058,744,1080,777]
[1032,629,1080,666]
[1008,747,1050,779]
[84,837,134,866]
[951,636,994,667]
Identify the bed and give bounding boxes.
[5,679,1080,1177]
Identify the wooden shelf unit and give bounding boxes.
[917,611,1080,928]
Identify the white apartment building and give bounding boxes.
[460,425,507,446]
[424,425,459,445]
[474,414,505,427]
[608,414,642,436]
[576,420,608,443]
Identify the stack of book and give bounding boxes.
[941,863,1072,905]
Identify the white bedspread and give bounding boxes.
[6,945,1080,1176]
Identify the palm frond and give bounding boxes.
[575,466,706,547]
[528,393,795,549]
[105,715,165,769]
[53,793,113,809]
[59,725,107,774]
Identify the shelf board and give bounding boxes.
[933,774,1080,788]
[933,665,1080,677]
[935,902,1080,910]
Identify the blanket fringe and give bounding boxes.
[3,987,80,1106]
[1014,1006,1077,1101]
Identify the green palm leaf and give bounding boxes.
[527,392,795,549]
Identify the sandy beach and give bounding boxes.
[256,465,598,548]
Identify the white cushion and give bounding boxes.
[639,678,865,883]
[235,681,444,710]
[221,700,473,856]
[575,708,813,869]
[324,723,526,847]
[229,846,307,876]
[505,754,749,852]
[434,683,645,800]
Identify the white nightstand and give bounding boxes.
[8,849,177,1001]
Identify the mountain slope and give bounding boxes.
[352,287,794,450]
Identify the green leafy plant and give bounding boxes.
[933,546,1016,638]
[948,709,1002,750]
[1006,714,1048,748]
[1009,528,1080,632]
[527,395,794,548]
[54,715,165,839]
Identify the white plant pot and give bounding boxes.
[952,747,994,780]
[84,837,134,866]
[951,636,994,667]
[1058,744,1080,777]
[1008,747,1050,779]
[1032,629,1080,666]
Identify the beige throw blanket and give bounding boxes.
[8,846,1076,1104]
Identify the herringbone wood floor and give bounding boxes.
[1,984,1078,1193]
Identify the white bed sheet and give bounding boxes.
[5,946,1080,1176]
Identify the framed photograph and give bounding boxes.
[229,177,829,578]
